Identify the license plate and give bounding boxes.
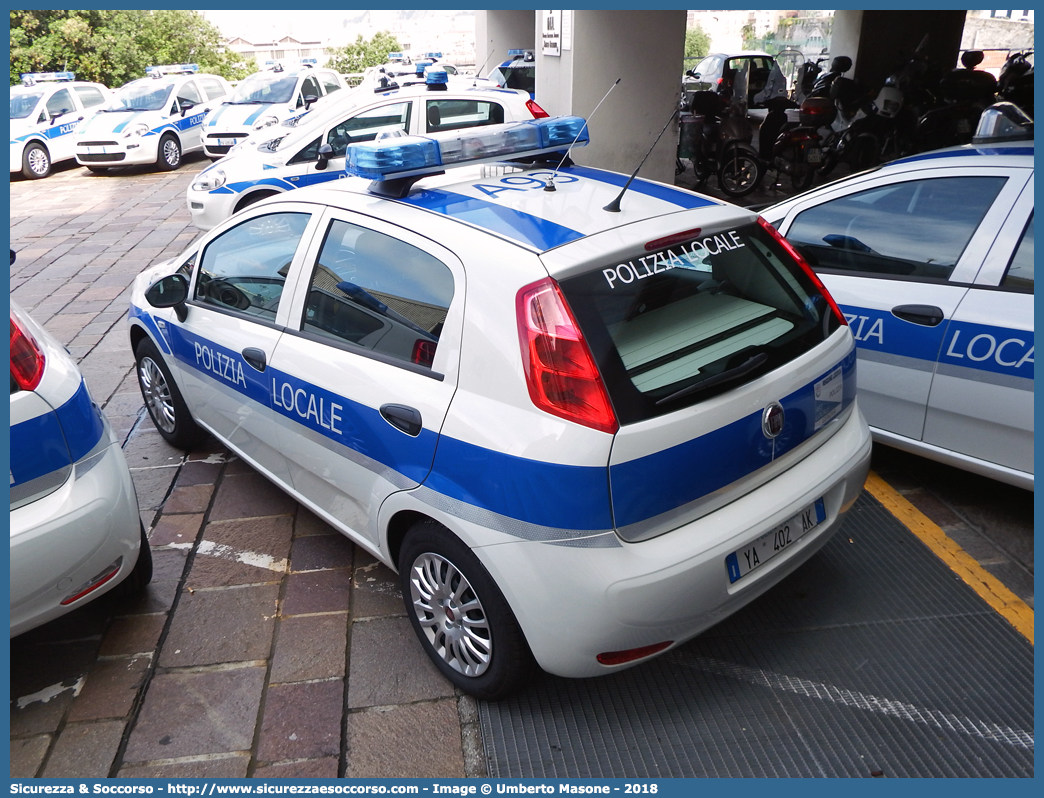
[725,498,826,583]
[84,146,107,155]
[216,138,238,147]
[806,147,822,164]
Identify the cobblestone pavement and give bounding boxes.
[9,158,484,779]
[9,155,1032,779]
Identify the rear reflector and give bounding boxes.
[516,278,618,434]
[60,558,122,605]
[10,312,46,391]
[757,216,847,326]
[597,640,673,666]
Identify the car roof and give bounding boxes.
[280,162,745,255]
[11,80,105,94]
[885,139,1034,169]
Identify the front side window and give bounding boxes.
[1002,212,1033,292]
[194,212,311,322]
[558,222,841,423]
[300,220,454,368]
[45,89,75,117]
[325,102,412,156]
[318,72,342,94]
[425,99,504,133]
[300,76,321,105]
[786,176,1007,281]
[176,81,203,108]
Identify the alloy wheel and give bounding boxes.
[138,356,176,434]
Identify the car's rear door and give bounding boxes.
[268,208,463,547]
[922,177,1034,478]
[778,166,1026,443]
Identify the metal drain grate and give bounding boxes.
[479,492,1034,777]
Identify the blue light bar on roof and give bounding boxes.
[388,52,404,61]
[423,52,443,60]
[20,71,75,86]
[507,49,527,58]
[424,67,448,85]
[414,60,434,76]
[345,116,590,182]
[146,63,199,77]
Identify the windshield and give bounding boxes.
[106,81,174,112]
[11,92,44,120]
[231,73,298,104]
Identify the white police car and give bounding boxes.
[11,273,150,636]
[74,64,231,172]
[186,71,547,230]
[10,72,111,179]
[764,104,1033,490]
[200,61,346,159]
[131,117,871,698]
[487,49,536,99]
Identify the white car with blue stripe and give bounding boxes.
[131,117,871,698]
[73,64,231,172]
[10,72,110,179]
[10,284,150,636]
[200,61,346,159]
[186,72,544,230]
[764,104,1033,490]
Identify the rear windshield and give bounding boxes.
[558,222,841,425]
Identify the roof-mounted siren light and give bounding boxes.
[414,59,435,77]
[146,63,199,78]
[424,66,449,89]
[506,49,535,63]
[20,71,76,86]
[344,116,590,197]
[298,58,318,67]
[423,52,443,61]
[972,102,1034,143]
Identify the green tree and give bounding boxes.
[10,10,244,87]
[324,31,402,74]
[684,26,711,61]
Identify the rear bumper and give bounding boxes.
[477,400,872,678]
[10,428,142,637]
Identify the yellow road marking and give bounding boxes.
[864,470,1033,645]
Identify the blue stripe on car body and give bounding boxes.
[891,146,1033,166]
[135,307,857,537]
[10,380,105,487]
[565,165,721,209]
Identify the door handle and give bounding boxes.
[242,347,267,372]
[380,404,422,437]
[892,304,944,327]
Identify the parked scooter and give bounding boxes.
[915,50,998,149]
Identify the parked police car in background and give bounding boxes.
[186,68,548,230]
[10,72,110,179]
[764,104,1033,490]
[11,254,150,636]
[131,117,870,698]
[487,49,536,98]
[74,64,231,172]
[200,60,346,159]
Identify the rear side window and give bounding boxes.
[426,99,505,133]
[786,176,1006,281]
[74,86,106,108]
[558,222,841,424]
[300,220,454,369]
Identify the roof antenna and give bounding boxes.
[603,106,679,212]
[471,48,497,86]
[544,78,621,192]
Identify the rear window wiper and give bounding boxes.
[655,352,768,406]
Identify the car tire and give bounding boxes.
[399,520,535,700]
[22,142,51,179]
[157,133,182,171]
[111,523,153,597]
[135,336,206,449]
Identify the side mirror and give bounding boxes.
[11,249,16,266]
[180,102,195,117]
[315,143,333,170]
[303,94,318,111]
[49,111,63,125]
[686,69,698,78]
[145,274,189,321]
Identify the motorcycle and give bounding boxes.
[998,49,1033,118]
[915,50,998,149]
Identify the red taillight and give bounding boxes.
[516,278,618,434]
[10,314,46,391]
[597,641,673,666]
[757,216,847,327]
[412,339,437,368]
[526,99,549,118]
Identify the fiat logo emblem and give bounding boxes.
[762,403,785,439]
